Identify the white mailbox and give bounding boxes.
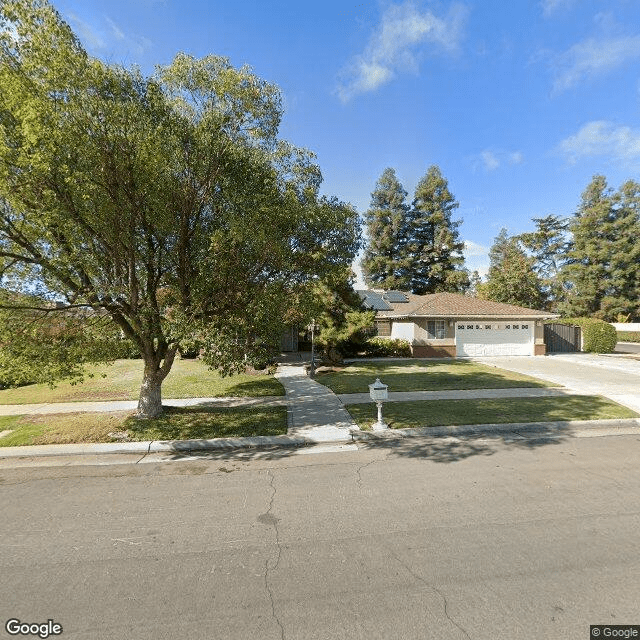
[368,378,389,430]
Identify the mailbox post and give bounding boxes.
[368,378,389,431]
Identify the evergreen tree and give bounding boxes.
[477,229,544,308]
[605,180,640,320]
[362,168,409,289]
[559,175,640,320]
[404,165,469,294]
[518,214,569,309]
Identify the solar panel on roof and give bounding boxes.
[359,291,392,310]
[382,291,409,303]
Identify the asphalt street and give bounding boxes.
[2,431,639,640]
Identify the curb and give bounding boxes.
[350,418,640,441]
[1,418,639,459]
[0,434,314,458]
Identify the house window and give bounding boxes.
[522,324,529,329]
[505,324,511,329]
[467,324,474,330]
[457,325,464,330]
[485,324,491,329]
[427,320,446,339]
[375,320,391,337]
[513,324,519,329]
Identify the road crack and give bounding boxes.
[355,459,378,490]
[135,441,153,464]
[390,551,471,640]
[261,469,285,640]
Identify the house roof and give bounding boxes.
[357,290,557,319]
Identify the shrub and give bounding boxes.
[549,318,617,353]
[361,337,412,357]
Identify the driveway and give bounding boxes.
[472,353,640,413]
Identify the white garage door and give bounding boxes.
[456,322,534,356]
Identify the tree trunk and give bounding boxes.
[137,370,165,419]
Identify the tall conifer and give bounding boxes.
[404,165,468,294]
[362,168,410,289]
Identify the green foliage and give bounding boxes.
[0,298,134,388]
[296,269,375,362]
[361,338,412,358]
[517,214,569,310]
[362,168,410,290]
[405,166,469,294]
[549,317,617,353]
[477,229,544,309]
[0,1,360,414]
[560,176,640,321]
[362,165,468,296]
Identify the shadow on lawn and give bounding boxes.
[220,378,285,397]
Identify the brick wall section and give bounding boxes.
[412,344,456,358]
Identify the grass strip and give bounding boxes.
[617,331,640,343]
[317,360,557,395]
[0,358,284,405]
[0,406,287,447]
[345,395,638,430]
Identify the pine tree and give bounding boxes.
[404,165,469,294]
[559,175,640,320]
[362,168,410,290]
[559,176,612,317]
[477,229,544,309]
[518,214,569,309]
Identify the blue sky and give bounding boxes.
[54,0,640,281]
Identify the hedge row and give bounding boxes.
[548,318,617,353]
[360,337,412,358]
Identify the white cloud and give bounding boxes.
[480,150,500,171]
[463,240,489,278]
[552,33,640,91]
[105,17,125,41]
[336,1,466,102]
[66,12,104,49]
[474,149,524,172]
[63,11,152,58]
[540,0,576,18]
[558,120,640,168]
[508,151,524,165]
[463,240,488,257]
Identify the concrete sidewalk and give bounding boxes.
[338,386,592,404]
[274,363,357,442]
[0,395,285,416]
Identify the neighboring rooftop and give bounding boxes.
[357,290,556,318]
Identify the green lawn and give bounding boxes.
[346,396,638,430]
[0,405,288,447]
[618,331,640,343]
[316,360,558,395]
[0,358,284,404]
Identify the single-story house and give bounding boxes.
[358,290,557,357]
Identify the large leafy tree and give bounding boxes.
[404,165,468,294]
[0,0,361,417]
[560,175,640,320]
[477,228,544,309]
[362,167,410,290]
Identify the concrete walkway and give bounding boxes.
[473,353,640,413]
[0,396,285,416]
[338,386,593,404]
[274,363,357,442]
